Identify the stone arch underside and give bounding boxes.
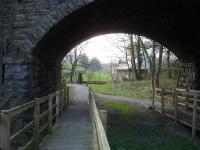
[1,0,200,103]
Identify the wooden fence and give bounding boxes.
[154,88,200,137]
[88,89,110,150]
[0,86,70,150]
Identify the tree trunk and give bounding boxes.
[70,67,75,82]
[141,39,154,81]
[141,39,152,69]
[136,36,142,80]
[98,72,101,81]
[155,45,163,88]
[167,50,171,79]
[176,67,182,88]
[152,41,156,109]
[70,61,78,82]
[130,34,138,80]
[125,51,131,80]
[143,50,147,69]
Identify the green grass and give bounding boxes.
[90,80,152,100]
[83,71,113,81]
[62,63,85,71]
[99,100,198,150]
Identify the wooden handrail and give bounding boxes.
[2,101,35,117]
[88,89,110,150]
[155,88,200,100]
[10,121,34,142]
[0,85,69,150]
[154,87,199,137]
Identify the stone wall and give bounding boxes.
[0,0,92,57]
[0,0,92,106]
[1,0,200,107]
[38,62,62,97]
[4,59,39,103]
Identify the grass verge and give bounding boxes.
[90,80,152,100]
[98,99,198,150]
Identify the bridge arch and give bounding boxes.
[1,0,200,102]
[32,0,200,62]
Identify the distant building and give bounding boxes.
[112,59,150,80]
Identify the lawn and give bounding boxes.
[90,80,152,100]
[83,71,113,81]
[98,99,199,150]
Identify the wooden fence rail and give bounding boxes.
[0,86,69,150]
[154,88,200,137]
[88,89,110,150]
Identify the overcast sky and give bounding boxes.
[83,34,122,64]
[69,33,173,64]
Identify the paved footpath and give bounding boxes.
[40,84,93,150]
[96,93,152,109]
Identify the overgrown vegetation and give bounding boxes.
[90,78,177,100]
[98,99,198,150]
[90,80,152,100]
[83,71,113,81]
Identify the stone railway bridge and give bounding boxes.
[0,0,200,104]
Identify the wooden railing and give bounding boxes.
[88,89,110,150]
[154,88,200,137]
[0,86,70,150]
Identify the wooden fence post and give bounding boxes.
[161,88,165,114]
[192,95,197,137]
[33,98,40,150]
[56,91,60,121]
[88,90,91,106]
[185,88,189,110]
[152,87,155,110]
[64,86,67,109]
[99,110,108,133]
[173,89,178,123]
[60,90,64,114]
[66,87,69,105]
[172,88,175,107]
[48,94,53,134]
[62,89,65,111]
[0,111,11,150]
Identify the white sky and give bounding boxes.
[69,33,174,64]
[83,34,122,64]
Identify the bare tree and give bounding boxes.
[64,42,88,81]
[141,38,153,69]
[108,34,132,79]
[89,57,102,72]
[89,57,102,80]
[135,35,143,80]
[155,45,163,88]
[152,41,156,109]
[129,34,138,80]
[79,54,89,72]
[167,49,171,79]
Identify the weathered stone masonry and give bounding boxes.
[0,0,93,102]
[1,0,200,106]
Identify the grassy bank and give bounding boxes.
[90,80,152,100]
[83,71,113,81]
[98,99,198,150]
